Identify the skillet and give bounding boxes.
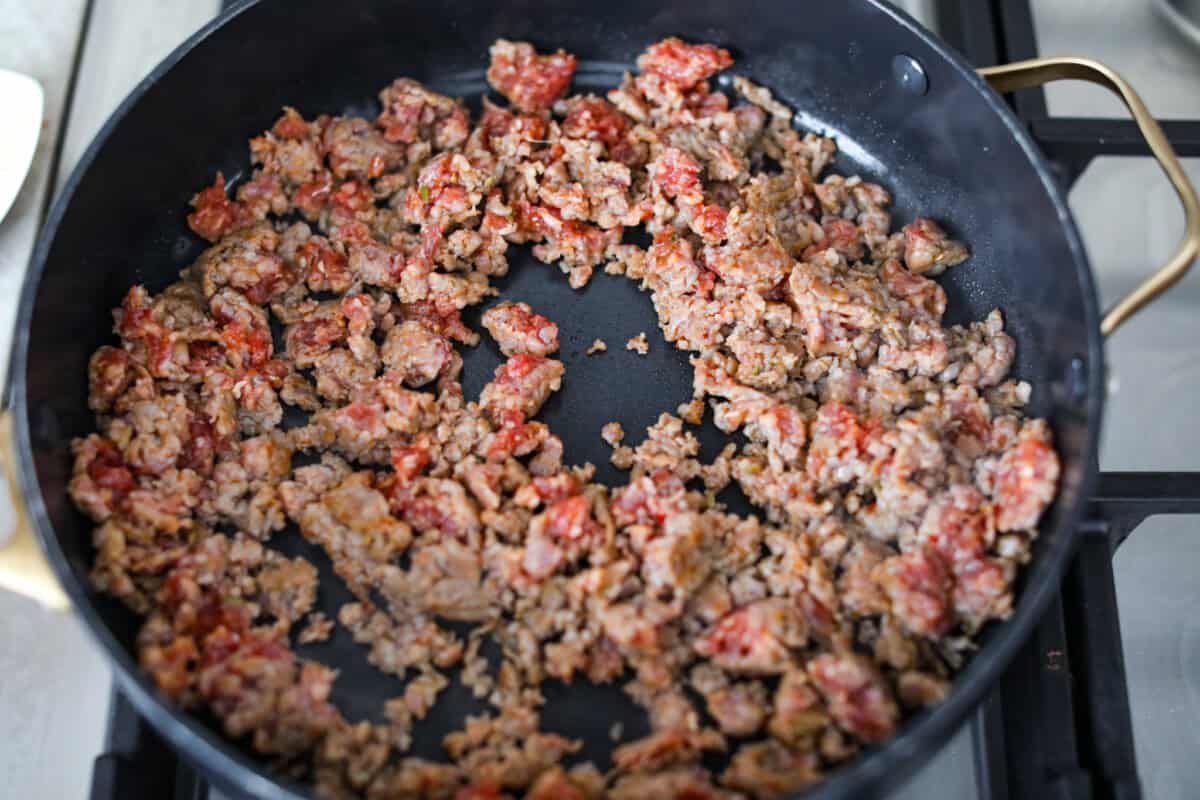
[2,1,1198,797]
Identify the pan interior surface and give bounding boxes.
[15,1,1099,797]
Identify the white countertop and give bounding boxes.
[2,1,1199,798]
[0,3,217,799]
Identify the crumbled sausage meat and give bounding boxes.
[70,35,1058,800]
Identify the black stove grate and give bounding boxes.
[938,0,1200,188]
[88,2,1200,799]
[937,2,1200,797]
[92,689,207,800]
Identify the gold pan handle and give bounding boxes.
[979,57,1200,336]
[0,411,68,609]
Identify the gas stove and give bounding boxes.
[84,2,1200,799]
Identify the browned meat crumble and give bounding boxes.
[69,34,1060,800]
[625,333,650,355]
[601,422,625,449]
[299,611,335,644]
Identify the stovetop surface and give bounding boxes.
[4,1,1200,798]
[1030,3,1200,798]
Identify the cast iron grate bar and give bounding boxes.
[938,0,1200,189]
[1034,118,1200,160]
[970,689,1008,800]
[91,689,208,800]
[991,594,1093,800]
[994,0,1047,119]
[971,528,1150,800]
[1065,534,1142,800]
[935,0,1047,118]
[934,0,1001,68]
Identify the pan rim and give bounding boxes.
[10,0,1104,798]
